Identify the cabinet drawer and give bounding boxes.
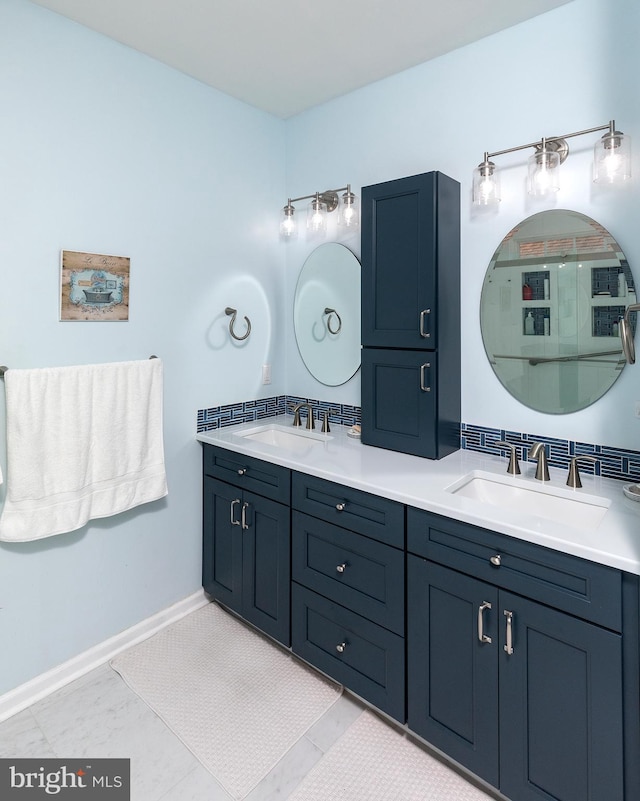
[292,584,405,722]
[292,472,404,548]
[203,444,290,504]
[292,512,404,635]
[407,508,622,631]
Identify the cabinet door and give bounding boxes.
[362,172,438,349]
[499,590,623,801]
[361,171,460,350]
[241,490,291,646]
[407,557,500,787]
[361,348,439,458]
[202,476,243,613]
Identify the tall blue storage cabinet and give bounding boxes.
[361,171,460,459]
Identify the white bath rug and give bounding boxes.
[288,709,496,801]
[110,602,341,800]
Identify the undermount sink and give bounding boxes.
[446,470,610,531]
[234,423,332,452]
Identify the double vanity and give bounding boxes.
[197,416,640,801]
[198,170,640,800]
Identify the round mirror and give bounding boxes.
[294,243,361,386]
[480,210,635,414]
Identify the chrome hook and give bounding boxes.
[323,307,342,335]
[225,307,251,341]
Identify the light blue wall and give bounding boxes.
[285,0,640,449]
[0,0,286,694]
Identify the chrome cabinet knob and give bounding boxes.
[336,502,346,512]
[336,642,347,654]
[336,563,347,574]
[237,468,247,476]
[490,554,501,567]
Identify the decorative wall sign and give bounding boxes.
[60,250,130,321]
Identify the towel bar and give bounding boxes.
[0,355,158,378]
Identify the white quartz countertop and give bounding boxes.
[197,415,640,575]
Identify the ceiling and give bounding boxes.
[30,0,572,118]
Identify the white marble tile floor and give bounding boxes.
[0,649,501,800]
[0,663,364,801]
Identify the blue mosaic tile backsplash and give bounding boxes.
[197,395,361,432]
[461,423,640,483]
[197,397,639,483]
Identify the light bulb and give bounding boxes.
[594,127,631,184]
[528,143,560,197]
[280,202,296,238]
[307,194,327,234]
[472,157,500,207]
[339,187,360,228]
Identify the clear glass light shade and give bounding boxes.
[339,190,360,228]
[307,196,327,234]
[527,148,560,197]
[279,204,297,238]
[472,160,501,207]
[593,130,631,184]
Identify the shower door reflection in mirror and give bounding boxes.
[480,210,635,414]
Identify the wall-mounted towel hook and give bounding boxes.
[225,307,252,341]
[323,307,342,335]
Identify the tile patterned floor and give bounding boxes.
[0,640,502,800]
[0,663,363,801]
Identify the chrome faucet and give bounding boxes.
[494,441,521,475]
[529,442,550,481]
[292,402,315,430]
[321,408,337,434]
[566,455,598,488]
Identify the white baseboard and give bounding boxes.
[0,589,209,723]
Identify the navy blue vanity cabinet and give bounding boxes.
[290,473,406,722]
[406,508,639,801]
[360,170,460,460]
[202,445,291,647]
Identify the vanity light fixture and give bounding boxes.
[280,184,360,239]
[472,120,631,208]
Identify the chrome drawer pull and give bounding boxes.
[420,363,431,392]
[477,601,492,644]
[490,554,502,567]
[237,467,247,476]
[230,499,241,526]
[504,610,514,655]
[336,641,347,654]
[336,563,348,574]
[241,502,250,531]
[419,309,431,338]
[336,502,346,512]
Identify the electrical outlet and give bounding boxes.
[262,364,272,385]
[635,400,640,419]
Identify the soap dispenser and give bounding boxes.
[525,312,535,335]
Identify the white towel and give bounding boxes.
[0,359,168,542]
